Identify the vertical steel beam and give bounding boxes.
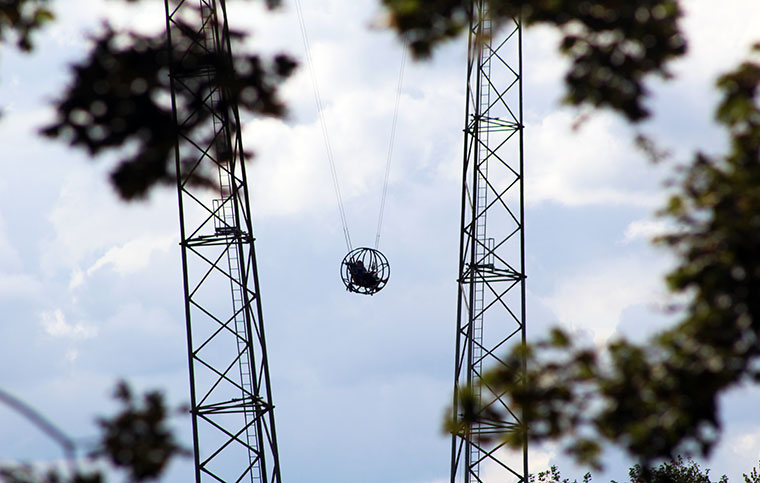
[450,2,527,481]
[164,1,281,481]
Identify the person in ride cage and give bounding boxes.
[347,260,380,290]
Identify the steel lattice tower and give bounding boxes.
[450,2,527,482]
[164,1,281,481]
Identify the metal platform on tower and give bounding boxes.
[163,1,282,481]
[450,2,528,482]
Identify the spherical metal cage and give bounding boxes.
[341,247,390,295]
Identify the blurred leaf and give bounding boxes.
[453,43,760,470]
[0,0,54,52]
[382,0,687,121]
[41,18,296,200]
[93,381,189,482]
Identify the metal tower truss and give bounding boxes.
[164,1,281,481]
[451,2,527,482]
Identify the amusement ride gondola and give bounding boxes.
[295,1,405,295]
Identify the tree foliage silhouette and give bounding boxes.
[380,0,760,472]
[40,19,295,199]
[0,0,53,52]
[2,0,760,477]
[383,0,686,121]
[0,382,186,483]
[627,455,728,483]
[449,45,760,469]
[529,456,737,482]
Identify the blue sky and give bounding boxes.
[1,1,760,482]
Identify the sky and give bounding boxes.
[1,0,760,482]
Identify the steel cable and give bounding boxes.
[295,2,406,253]
[295,0,352,251]
[375,45,406,249]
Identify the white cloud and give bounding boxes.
[65,349,79,363]
[541,255,667,344]
[246,54,461,219]
[2,1,759,482]
[702,387,760,481]
[68,267,85,290]
[41,309,98,340]
[526,111,665,208]
[0,273,42,300]
[676,0,760,84]
[41,168,178,273]
[47,0,165,44]
[241,0,464,223]
[0,214,21,270]
[620,218,673,245]
[524,26,569,102]
[729,429,760,462]
[245,117,350,217]
[86,233,176,277]
[476,446,554,483]
[527,445,558,475]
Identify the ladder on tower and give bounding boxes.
[452,0,526,480]
[167,0,283,479]
[469,7,493,480]
[201,3,262,481]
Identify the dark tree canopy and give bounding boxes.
[0,382,186,483]
[381,1,760,473]
[0,0,53,52]
[627,456,728,483]
[41,3,296,200]
[37,0,688,198]
[2,0,760,478]
[26,0,688,195]
[93,382,187,481]
[383,0,686,121]
[529,457,736,483]
[450,43,760,470]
